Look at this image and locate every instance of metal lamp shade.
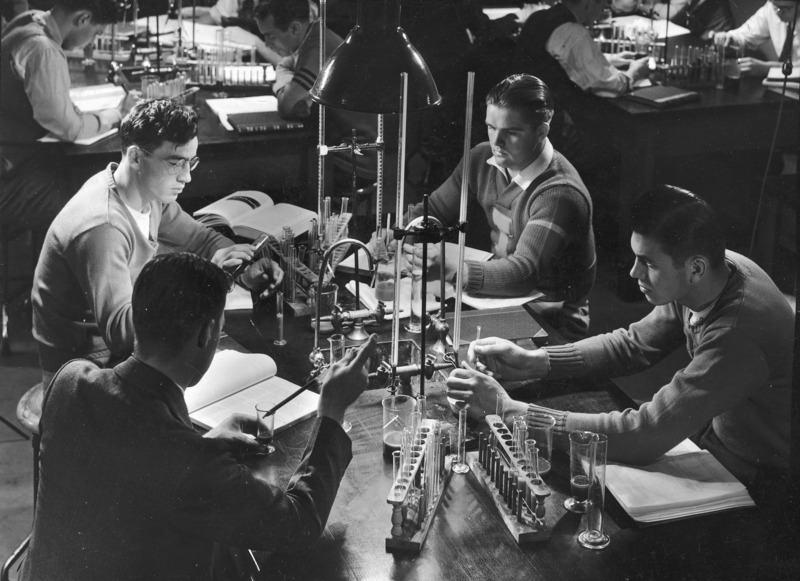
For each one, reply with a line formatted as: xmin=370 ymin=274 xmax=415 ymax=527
xmin=310 ymin=1 xmax=441 ymax=113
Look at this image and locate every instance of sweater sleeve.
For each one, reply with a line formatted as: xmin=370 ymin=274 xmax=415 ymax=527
xmin=67 ymin=225 xmax=137 ymax=357
xmin=543 ymin=327 xmax=772 ymax=465
xmin=464 ymin=185 xmax=585 ymax=296
xmin=171 ymin=417 xmax=352 ymax=550
xmin=543 ymin=302 xmax=686 ymax=380
xmin=156 ymin=202 xmax=232 ymax=260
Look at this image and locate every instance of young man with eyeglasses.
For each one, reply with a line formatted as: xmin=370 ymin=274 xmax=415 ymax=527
xmin=32 ymin=99 xmax=283 ymax=386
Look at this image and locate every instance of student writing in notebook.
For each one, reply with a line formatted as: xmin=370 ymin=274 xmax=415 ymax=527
xmin=32 ymin=99 xmax=283 ymax=387
xmin=0 ymin=0 xmax=138 ymax=230
xmin=401 ymin=75 xmax=597 ymax=341
xmin=448 ymin=186 xmax=792 ymax=498
xmin=22 ymin=252 xmax=378 ymax=580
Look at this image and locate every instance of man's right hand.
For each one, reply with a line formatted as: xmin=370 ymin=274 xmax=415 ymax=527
xmin=712 ymin=31 xmax=733 ymax=48
xmin=627 ymin=56 xmax=653 ymax=84
xmin=467 ymin=337 xmax=548 ymax=381
xmin=119 ymin=90 xmax=141 ymax=118
xmin=318 ymin=334 xmax=378 ymax=426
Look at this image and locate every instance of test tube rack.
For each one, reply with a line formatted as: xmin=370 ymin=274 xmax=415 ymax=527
xmin=661 ymin=45 xmax=723 ymax=88
xmin=385 ymin=419 xmax=453 ymax=554
xmin=468 ymin=414 xmax=561 ymax=544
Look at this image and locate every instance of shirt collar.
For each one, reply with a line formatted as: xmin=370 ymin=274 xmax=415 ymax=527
xmin=486 ymin=138 xmax=554 ymax=191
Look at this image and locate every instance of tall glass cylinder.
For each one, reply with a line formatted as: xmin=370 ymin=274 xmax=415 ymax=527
xmin=578 ymin=433 xmax=610 ymax=549
xmin=452 ymin=407 xmax=469 ymax=474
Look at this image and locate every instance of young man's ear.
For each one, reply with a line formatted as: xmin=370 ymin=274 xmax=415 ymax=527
xmin=125 ymin=145 xmax=142 ymax=169
xmin=688 ymin=256 xmax=708 ymax=284
xmin=196 ymin=318 xmax=217 ymax=349
xmin=74 ymin=10 xmax=94 ymax=28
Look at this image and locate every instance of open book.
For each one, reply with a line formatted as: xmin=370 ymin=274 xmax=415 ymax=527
xmin=186 ymin=350 xmax=318 ymax=432
xmin=346 ymin=279 xmax=442 ymax=320
xmin=39 ymin=84 xmax=125 ymax=145
xmin=605 ymin=439 xmax=755 ymax=524
xmin=193 ymin=190 xmax=317 ymax=240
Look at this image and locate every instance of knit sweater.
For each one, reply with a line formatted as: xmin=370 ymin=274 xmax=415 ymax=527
xmin=32 ymin=164 xmax=232 ymax=371
xmin=411 ymin=141 xmax=595 ymax=302
xmin=530 ymin=251 xmax=793 ymax=484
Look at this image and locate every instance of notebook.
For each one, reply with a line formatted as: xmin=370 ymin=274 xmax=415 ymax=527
xmin=626 ymin=85 xmax=701 ymax=108
xmin=228 ymin=111 xmax=305 ymax=134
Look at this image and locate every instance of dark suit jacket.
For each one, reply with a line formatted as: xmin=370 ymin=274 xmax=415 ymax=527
xmin=22 ymin=357 xmax=352 ymax=580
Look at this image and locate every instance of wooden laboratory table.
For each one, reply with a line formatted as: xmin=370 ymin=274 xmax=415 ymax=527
xmin=222 ymin=295 xmax=798 ymax=581
xmin=582 ymin=77 xmax=798 ymax=298
xmin=64 ymin=69 xmax=317 ymax=208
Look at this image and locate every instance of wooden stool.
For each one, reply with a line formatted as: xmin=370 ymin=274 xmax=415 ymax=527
xmin=1 ymin=383 xmax=43 ymax=581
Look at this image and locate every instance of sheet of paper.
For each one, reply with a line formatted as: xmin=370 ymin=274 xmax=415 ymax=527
xmin=185 ymin=350 xmax=277 ymax=413
xmin=181 ymin=22 xmax=258 ymax=49
xmin=69 ymin=84 xmax=126 ymax=113
xmin=225 ymin=284 xmax=253 ymax=311
xmin=190 ymin=375 xmax=318 ymax=433
xmin=611 ymin=15 xmax=690 ymax=39
xmin=205 ymin=95 xmax=279 ymax=131
xmin=340 ymin=243 xmax=493 ymax=274
xmin=39 ymin=128 xmax=118 ymax=146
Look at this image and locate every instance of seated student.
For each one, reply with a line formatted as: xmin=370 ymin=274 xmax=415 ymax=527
xmin=0 ymin=0 xmax=138 ymax=228
xmin=403 ymin=74 xmax=597 ymax=341
xmin=513 ymin=0 xmax=651 ymax=171
xmin=713 ymin=0 xmax=799 ymax=78
xmin=181 ymin=0 xmax=285 ymax=65
xmin=32 ymin=99 xmax=283 ymax=386
xmin=615 ymin=1 xmax=735 ymax=38
xmin=447 ymin=185 xmax=793 ymax=491
xmin=22 ymin=252 xmax=378 ymax=580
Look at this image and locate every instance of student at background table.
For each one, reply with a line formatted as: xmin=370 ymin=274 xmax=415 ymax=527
xmin=513 ymin=0 xmax=652 ymax=174
xmin=712 ymin=0 xmax=800 ymax=78
xmin=22 ymin=252 xmax=378 ymax=580
xmin=402 ymin=74 xmax=597 ymax=341
xmin=616 ymin=0 xmax=735 ymax=37
xmin=448 ymin=185 xmax=792 ymax=495
xmin=0 ymin=0 xmax=138 ymax=229
xmin=32 ymin=99 xmax=283 ymax=387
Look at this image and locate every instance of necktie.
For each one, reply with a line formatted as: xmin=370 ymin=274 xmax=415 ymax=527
xmin=779 ymin=23 xmax=793 ymax=63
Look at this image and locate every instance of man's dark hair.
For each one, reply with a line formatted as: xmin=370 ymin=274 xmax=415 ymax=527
xmin=630 ymin=185 xmax=726 ymax=268
xmin=486 ymin=74 xmax=554 ymax=129
xmin=254 ymin=0 xmax=309 ymax=30
xmin=132 ymin=253 xmax=228 ymax=354
xmin=119 ymin=99 xmax=198 ymax=151
xmin=56 ymin=0 xmax=120 ymax=24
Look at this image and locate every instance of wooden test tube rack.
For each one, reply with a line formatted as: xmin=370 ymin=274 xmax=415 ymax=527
xmin=385 ymin=419 xmax=453 ymax=554
xmin=469 ymin=414 xmax=557 ymax=544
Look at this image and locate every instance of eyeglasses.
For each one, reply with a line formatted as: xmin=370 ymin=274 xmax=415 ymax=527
xmin=139 ymin=147 xmax=200 ymax=175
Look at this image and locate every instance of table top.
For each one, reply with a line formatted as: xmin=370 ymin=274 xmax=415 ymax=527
xmin=222 ymin=298 xmax=799 ymax=580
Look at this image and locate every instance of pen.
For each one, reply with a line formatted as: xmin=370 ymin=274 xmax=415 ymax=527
xmin=263 ymin=376 xmax=318 ymax=417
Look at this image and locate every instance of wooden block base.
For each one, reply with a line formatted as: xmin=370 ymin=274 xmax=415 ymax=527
xmin=468 ymin=453 xmax=553 ymax=544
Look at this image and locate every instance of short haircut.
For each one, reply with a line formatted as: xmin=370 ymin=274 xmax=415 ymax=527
xmin=56 ymin=0 xmax=120 ymax=24
xmin=485 ymin=74 xmax=554 ymax=129
xmin=132 ymin=253 xmax=228 ymax=354
xmin=119 ymin=99 xmax=198 ymax=152
xmin=630 ymin=185 xmax=726 ymax=268
xmin=254 ymin=0 xmax=310 ymax=30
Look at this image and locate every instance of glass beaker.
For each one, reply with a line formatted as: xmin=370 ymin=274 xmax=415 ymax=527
xmin=309 ymin=282 xmax=338 ymax=333
xmin=382 ymin=394 xmax=415 ymax=460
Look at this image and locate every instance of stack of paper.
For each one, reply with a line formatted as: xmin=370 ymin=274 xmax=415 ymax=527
xmin=206 ymin=95 xmax=279 ymax=131
xmin=605 ymin=439 xmax=755 ymax=524
xmin=346 ymin=279 xmax=441 ymax=320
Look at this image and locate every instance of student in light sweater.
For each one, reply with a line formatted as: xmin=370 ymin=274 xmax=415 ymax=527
xmin=404 ymin=74 xmax=596 ymax=340
xmin=32 ymin=99 xmax=283 ymax=387
xmin=447 ymin=185 xmax=793 ymax=492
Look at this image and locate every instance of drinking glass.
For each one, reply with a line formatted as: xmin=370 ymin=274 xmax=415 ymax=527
xmin=564 ymin=431 xmax=596 ymax=513
xmin=328 ymin=334 xmax=351 ymax=432
xmin=578 ymin=433 xmax=610 ymax=550
xmin=254 ymin=403 xmax=276 ymax=456
xmin=526 ymin=412 xmax=556 ymax=476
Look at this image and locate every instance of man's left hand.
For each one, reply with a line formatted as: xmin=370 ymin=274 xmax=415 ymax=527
xmin=241 ymin=257 xmax=284 ymax=299
xmin=403 ymin=242 xmax=462 ymax=285
xmin=446 ymin=364 xmax=512 ymax=422
xmin=203 ymin=413 xmax=261 ymax=451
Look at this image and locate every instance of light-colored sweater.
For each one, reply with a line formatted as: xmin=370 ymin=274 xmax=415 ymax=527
xmin=531 ymin=251 xmax=793 ymax=484
xmin=32 ymin=164 xmax=232 ymax=371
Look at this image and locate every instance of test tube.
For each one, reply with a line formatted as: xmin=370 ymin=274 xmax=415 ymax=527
xmin=452 ymin=408 xmax=469 ymax=474
xmin=416 ymin=394 xmax=427 ymax=419
xmin=392 ymin=450 xmax=402 ymax=482
xmin=273 ymin=292 xmax=287 ymax=346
